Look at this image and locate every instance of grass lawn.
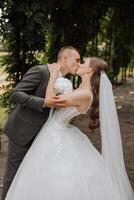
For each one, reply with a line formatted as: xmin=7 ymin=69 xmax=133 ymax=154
xmin=0 ymin=106 xmax=8 ymax=134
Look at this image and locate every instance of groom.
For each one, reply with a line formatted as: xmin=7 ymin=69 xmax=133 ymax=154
xmin=1 ymin=46 xmax=80 ymax=200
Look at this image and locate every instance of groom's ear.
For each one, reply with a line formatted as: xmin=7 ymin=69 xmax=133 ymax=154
xmin=63 ymin=55 xmax=68 ymax=63
xmin=64 ymin=55 xmax=67 ymax=60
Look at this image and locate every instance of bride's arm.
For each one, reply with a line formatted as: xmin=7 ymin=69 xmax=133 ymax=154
xmin=54 ymin=90 xmax=92 ymax=113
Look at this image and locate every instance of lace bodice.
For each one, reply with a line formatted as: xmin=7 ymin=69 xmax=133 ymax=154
xmin=47 ymin=89 xmax=93 ymax=128
xmin=47 ymin=77 xmax=93 ymax=128
xmin=48 ymin=107 xmax=80 ymax=127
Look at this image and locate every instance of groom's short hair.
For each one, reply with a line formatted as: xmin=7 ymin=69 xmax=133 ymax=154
xmin=58 ymin=46 xmax=79 ymax=60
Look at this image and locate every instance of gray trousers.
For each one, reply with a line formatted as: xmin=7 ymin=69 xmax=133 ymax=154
xmin=1 ymin=139 xmax=33 ymax=200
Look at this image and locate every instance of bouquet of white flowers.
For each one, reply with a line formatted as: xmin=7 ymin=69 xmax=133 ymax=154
xmin=54 ymin=77 xmax=73 ymax=95
xmin=49 ymin=77 xmax=73 ymax=118
xmin=48 ymin=77 xmax=73 ymax=119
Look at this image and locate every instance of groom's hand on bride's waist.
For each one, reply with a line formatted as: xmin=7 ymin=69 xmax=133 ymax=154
xmin=44 ymin=96 xmax=66 ymax=108
xmin=44 ymin=96 xmax=56 ymax=108
xmin=52 ymin=96 xmax=69 ymax=108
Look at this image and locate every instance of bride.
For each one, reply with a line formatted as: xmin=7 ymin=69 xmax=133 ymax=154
xmin=5 ymin=57 xmax=134 ymax=200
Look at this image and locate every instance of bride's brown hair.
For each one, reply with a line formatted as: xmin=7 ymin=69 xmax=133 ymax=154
xmin=86 ymin=57 xmax=108 ymax=130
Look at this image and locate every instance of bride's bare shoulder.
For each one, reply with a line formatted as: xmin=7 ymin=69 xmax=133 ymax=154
xmin=72 ymin=89 xmax=93 ymax=114
xmin=73 ymin=89 xmax=93 ymax=98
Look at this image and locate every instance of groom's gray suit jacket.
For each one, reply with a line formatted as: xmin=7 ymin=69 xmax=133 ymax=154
xmin=3 ymin=64 xmax=50 ymax=146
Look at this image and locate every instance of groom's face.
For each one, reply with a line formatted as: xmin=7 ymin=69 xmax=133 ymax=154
xmin=66 ymin=50 xmax=80 ymax=75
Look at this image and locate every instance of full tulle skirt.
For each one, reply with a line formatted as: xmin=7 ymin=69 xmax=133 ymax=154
xmin=5 ymin=120 xmax=133 ymax=200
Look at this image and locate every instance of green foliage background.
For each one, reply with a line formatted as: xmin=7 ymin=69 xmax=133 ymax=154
xmin=0 ymin=0 xmax=134 ymax=110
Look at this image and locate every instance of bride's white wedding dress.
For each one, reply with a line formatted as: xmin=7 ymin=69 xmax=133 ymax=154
xmin=5 ymin=104 xmax=134 ymax=200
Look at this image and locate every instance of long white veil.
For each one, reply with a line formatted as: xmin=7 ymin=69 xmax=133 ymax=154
xmin=99 ymin=71 xmax=134 ymax=199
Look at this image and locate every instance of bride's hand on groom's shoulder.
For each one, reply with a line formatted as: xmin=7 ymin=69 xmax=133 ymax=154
xmin=48 ymin=63 xmax=60 ymax=77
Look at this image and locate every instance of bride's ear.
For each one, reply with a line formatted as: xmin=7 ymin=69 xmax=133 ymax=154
xmin=87 ymin=68 xmax=93 ymax=74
